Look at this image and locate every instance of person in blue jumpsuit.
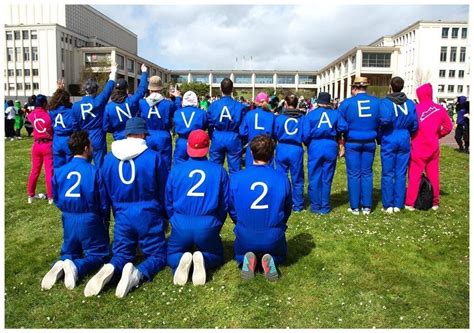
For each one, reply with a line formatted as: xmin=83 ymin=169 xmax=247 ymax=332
xmin=240 ymin=91 xmax=275 ymax=168
xmin=103 ymin=64 xmax=148 ymax=141
xmin=274 ymin=94 xmax=305 ymax=211
xmin=49 ymin=85 xmax=76 ymax=168
xmin=72 ymin=63 xmax=117 ymax=167
xmin=338 ymin=76 xmax=381 ymax=215
xmin=208 ymin=78 xmax=246 ymax=174
xmin=173 ymin=91 xmax=208 ymax=165
xmin=139 ymin=75 xmax=182 ymax=171
xmin=165 ymin=129 xmax=229 ymax=286
xmin=302 ymin=92 xmax=348 ymax=214
xmin=41 ymin=130 xmax=110 ymax=290
xmin=229 ymin=135 xmax=292 ymax=281
xmin=379 ymin=76 xmax=418 ymax=213
xmin=84 ymin=117 xmax=168 ymax=298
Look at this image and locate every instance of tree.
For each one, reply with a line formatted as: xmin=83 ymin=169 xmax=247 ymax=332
xmin=177 ymin=82 xmax=210 ymax=97
xmin=414 ymin=67 xmax=431 ymax=87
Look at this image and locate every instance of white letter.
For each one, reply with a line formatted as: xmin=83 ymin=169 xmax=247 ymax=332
xmin=118 ymin=160 xmax=135 ymax=185
xmin=357 ymin=100 xmax=372 ymax=118
xmin=393 ymin=102 xmax=408 ymax=117
xmin=284 ymin=118 xmax=298 ymax=135
xmin=148 ymin=106 xmax=162 ymax=119
xmin=181 ymin=111 xmax=196 ymax=128
xmin=33 ymin=118 xmax=46 ymax=133
xmin=54 ymin=113 xmax=65 ymax=129
xmin=254 ymin=113 xmax=264 ymax=130
xmin=80 ymin=103 xmax=95 ymax=120
xmin=219 ymin=106 xmax=232 ymax=122
xmin=115 ymin=104 xmax=132 ymax=123
xmin=317 ymin=112 xmax=332 ymax=128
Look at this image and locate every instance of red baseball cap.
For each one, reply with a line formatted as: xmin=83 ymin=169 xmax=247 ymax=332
xmin=187 ymin=129 xmax=210 ymax=158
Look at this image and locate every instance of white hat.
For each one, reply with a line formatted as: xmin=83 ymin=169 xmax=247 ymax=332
xmin=183 ymin=91 xmax=198 ymax=107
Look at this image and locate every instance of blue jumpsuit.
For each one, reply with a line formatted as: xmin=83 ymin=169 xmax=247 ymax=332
xmin=52 ymin=157 xmax=110 ymax=279
xmin=239 ymin=107 xmax=275 ymax=167
xmin=379 ymin=97 xmax=418 ymax=209
xmin=229 ymin=165 xmax=292 ymax=265
xmin=208 ymin=96 xmax=246 ymax=174
xmin=302 ymin=107 xmax=348 ymax=214
xmin=338 ymin=93 xmax=381 ymax=210
xmin=72 ymin=80 xmax=115 ymax=167
xmin=173 ymin=106 xmax=208 ymax=165
xmin=139 ymin=97 xmax=182 ymax=171
xmin=101 ymin=141 xmax=168 ymax=281
xmin=165 ymin=157 xmax=229 ymax=271
xmin=103 ymin=72 xmax=148 ymax=141
xmin=50 ymin=105 xmax=76 ymax=168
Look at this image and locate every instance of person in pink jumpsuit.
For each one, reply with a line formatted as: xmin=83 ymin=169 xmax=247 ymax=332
xmin=27 ymin=94 xmax=54 ymax=204
xmin=405 ymin=83 xmax=453 ymax=211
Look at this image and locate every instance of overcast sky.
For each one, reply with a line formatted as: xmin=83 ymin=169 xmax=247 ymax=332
xmin=93 ymin=5 xmax=468 ymax=71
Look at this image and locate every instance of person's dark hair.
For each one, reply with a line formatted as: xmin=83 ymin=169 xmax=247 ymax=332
xmin=7 ymin=100 xmax=14 ymax=107
xmin=68 ymin=130 xmax=90 ymax=156
xmin=390 ymin=76 xmax=404 ymax=93
xmin=35 ymin=94 xmax=48 ymax=107
xmin=82 ymin=78 xmax=99 ymax=96
xmin=285 ymin=94 xmax=298 ymax=108
xmin=27 ymin=95 xmax=36 ymax=107
xmin=250 ymin=135 xmax=275 ymax=163
xmin=48 ymin=88 xmax=72 ymax=110
xmin=111 ymin=87 xmax=128 ymax=103
xmin=220 ymin=78 xmax=233 ymax=95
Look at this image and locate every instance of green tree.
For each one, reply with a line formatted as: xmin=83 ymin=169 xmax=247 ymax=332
xmin=177 ymin=82 xmax=210 ymax=97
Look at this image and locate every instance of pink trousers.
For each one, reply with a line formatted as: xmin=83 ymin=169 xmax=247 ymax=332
xmin=27 ymin=141 xmax=53 ymax=199
xmin=405 ymin=149 xmax=440 ymax=207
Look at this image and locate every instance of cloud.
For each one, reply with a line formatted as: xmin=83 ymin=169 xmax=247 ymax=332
xmin=93 ymin=4 xmax=468 ymax=71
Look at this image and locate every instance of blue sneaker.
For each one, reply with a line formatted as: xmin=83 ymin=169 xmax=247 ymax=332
xmin=241 ymin=252 xmax=256 ymax=280
xmin=262 ymin=254 xmax=278 ymax=281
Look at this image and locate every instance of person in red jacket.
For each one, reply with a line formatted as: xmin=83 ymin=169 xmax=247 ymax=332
xmin=405 ymin=83 xmax=453 ymax=211
xmin=27 ymin=94 xmax=54 ymax=204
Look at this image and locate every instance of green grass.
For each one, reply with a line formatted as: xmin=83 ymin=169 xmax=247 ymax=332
xmin=4 ymin=133 xmax=469 ymax=328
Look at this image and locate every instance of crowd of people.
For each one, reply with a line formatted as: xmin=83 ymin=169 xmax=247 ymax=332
xmin=6 ymin=62 xmax=459 ymax=297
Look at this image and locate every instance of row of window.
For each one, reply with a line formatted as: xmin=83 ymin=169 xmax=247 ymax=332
xmin=438 ymin=84 xmax=465 ymax=94
xmin=188 ymin=74 xmax=317 ymax=85
xmin=6 ymin=47 xmax=39 ymax=62
xmin=439 ymin=69 xmax=465 ymax=79
xmin=441 ymin=27 xmax=468 ymax=39
xmin=362 ymin=53 xmax=391 ymax=68
xmin=5 ymin=68 xmax=39 ymax=77
xmin=5 ymin=82 xmax=39 ymax=91
xmin=5 ymin=30 xmax=38 ymax=40
xmin=440 ymin=47 xmax=466 ymax=62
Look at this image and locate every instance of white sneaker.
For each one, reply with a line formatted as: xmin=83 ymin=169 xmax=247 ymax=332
xmin=48 ymin=199 xmax=54 ymax=205
xmin=347 ymin=208 xmax=359 ymax=215
xmin=41 ymin=261 xmax=64 ymax=290
xmin=63 ymin=259 xmax=78 ymax=290
xmin=362 ymin=208 xmax=371 ymax=215
xmin=382 ymin=207 xmax=393 ymax=214
xmin=28 ymin=196 xmax=34 ymax=204
xmin=173 ymin=252 xmax=193 ymax=286
xmin=192 ymin=251 xmax=206 ymax=286
xmin=84 ymin=263 xmax=115 ymax=297
xmin=393 ymin=207 xmax=401 ymax=213
xmin=115 ymin=263 xmax=143 ymax=298
xmin=432 ymin=205 xmax=439 ymax=211
xmin=405 ymin=206 xmax=415 ymax=211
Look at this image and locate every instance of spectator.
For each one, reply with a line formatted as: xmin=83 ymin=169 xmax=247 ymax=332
xmin=4 ymin=100 xmax=16 ymax=140
xmin=23 ymin=103 xmax=33 ymax=137
xmin=454 ymin=96 xmax=468 ymax=152
xmin=14 ymin=100 xmax=23 ymax=139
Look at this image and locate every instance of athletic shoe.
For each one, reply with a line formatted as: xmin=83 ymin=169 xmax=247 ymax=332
xmin=347 ymin=208 xmax=360 ymax=215
xmin=382 ymin=207 xmax=393 ymax=214
xmin=41 ymin=260 xmax=64 ymax=290
xmin=362 ymin=208 xmax=371 ymax=215
xmin=115 ymin=263 xmax=143 ymax=298
xmin=241 ymin=252 xmax=257 ymax=280
xmin=173 ymin=252 xmax=193 ymax=286
xmin=432 ymin=205 xmax=439 ymax=211
xmin=63 ymin=259 xmax=78 ymax=290
xmin=48 ymin=199 xmax=54 ymax=205
xmin=393 ymin=207 xmax=401 ymax=213
xmin=192 ymin=251 xmax=206 ymax=286
xmin=405 ymin=206 xmax=415 ymax=211
xmin=35 ymin=193 xmax=46 ymax=200
xmin=262 ymin=254 xmax=278 ymax=281
xmin=84 ymin=263 xmax=115 ymax=297
xmin=27 ymin=196 xmax=34 ymax=204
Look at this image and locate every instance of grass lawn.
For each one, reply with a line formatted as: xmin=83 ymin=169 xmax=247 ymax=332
xmin=4 ymin=133 xmax=469 ymax=328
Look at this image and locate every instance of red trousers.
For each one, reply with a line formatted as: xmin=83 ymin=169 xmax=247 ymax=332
xmin=405 ymin=149 xmax=440 ymax=207
xmin=27 ymin=141 xmax=53 ymax=199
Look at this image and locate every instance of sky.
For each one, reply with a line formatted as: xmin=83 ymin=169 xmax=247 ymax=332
xmin=93 ymin=4 xmax=468 ymax=71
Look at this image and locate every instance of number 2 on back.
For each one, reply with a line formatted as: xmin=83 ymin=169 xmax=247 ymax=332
xmin=187 ymin=169 xmax=206 ymax=197
xmin=250 ymin=182 xmax=268 ymax=209
xmin=65 ymin=171 xmax=81 ymax=198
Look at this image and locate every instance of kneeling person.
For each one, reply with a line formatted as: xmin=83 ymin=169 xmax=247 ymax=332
xmin=41 ymin=130 xmax=110 ymax=290
xmin=166 ymin=129 xmax=229 ymax=285
xmin=84 ymin=117 xmax=168 ymax=298
xmin=229 ymin=135 xmax=292 ymax=280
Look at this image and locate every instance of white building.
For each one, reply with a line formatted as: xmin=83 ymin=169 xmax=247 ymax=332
xmin=316 ymin=21 xmax=470 ymax=102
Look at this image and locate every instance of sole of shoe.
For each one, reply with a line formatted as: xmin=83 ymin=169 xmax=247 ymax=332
xmin=262 ymin=254 xmax=278 ymax=281
xmin=192 ymin=251 xmax=206 ymax=286
xmin=63 ymin=260 xmax=77 ymax=290
xmin=173 ymin=252 xmax=193 ymax=286
xmin=393 ymin=208 xmax=401 ymax=213
xmin=84 ymin=264 xmax=114 ymax=297
xmin=115 ymin=263 xmax=135 ymax=298
xmin=41 ymin=261 xmax=64 ymax=290
xmin=241 ymin=252 xmax=256 ymax=280
xmin=405 ymin=206 xmax=415 ymax=211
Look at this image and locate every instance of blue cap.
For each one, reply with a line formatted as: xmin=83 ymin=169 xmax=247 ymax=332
xmin=124 ymin=117 xmax=148 ymax=136
xmin=35 ymin=94 xmax=48 ymax=107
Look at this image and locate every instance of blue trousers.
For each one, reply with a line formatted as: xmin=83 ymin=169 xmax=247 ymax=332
xmin=173 ymin=137 xmax=189 ymax=166
xmin=147 ymin=131 xmax=172 ymax=171
xmin=60 ymin=212 xmax=109 ymax=279
xmin=275 ymin=143 xmax=304 ymax=211
xmin=209 ymin=131 xmax=242 ymax=175
xmin=234 ymin=228 xmax=287 ymax=265
xmin=53 ymin=135 xmax=73 ymax=169
xmin=110 ymin=203 xmax=167 ymax=281
xmin=307 ymin=139 xmax=337 ymax=214
xmin=167 ymin=224 xmax=224 ymax=272
xmin=345 ymin=141 xmax=376 ymax=210
xmin=89 ymin=130 xmax=107 ymax=168
xmin=380 ymin=131 xmax=411 ymax=209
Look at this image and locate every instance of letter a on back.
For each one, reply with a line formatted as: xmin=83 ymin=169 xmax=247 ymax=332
xmin=219 ymin=106 xmax=232 ymax=122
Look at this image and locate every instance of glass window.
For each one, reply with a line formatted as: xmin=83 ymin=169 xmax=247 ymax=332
xmin=176 ymin=75 xmax=188 ymax=83
xmin=441 ymin=27 xmax=449 ymax=38
xmin=85 ymin=53 xmax=110 ymax=67
xmin=438 ymin=85 xmax=445 ymax=93
xmin=462 ymin=28 xmax=467 ymax=39
xmin=448 ymin=85 xmax=454 ymax=93
xmin=22 ymin=31 xmax=29 ymax=39
xmin=459 ymin=70 xmax=464 ymax=78
xmin=8 ymin=69 xmax=14 ymax=76
xmin=17 ymin=83 xmax=23 ymax=90
xmin=32 ymin=47 xmax=38 ymax=61
xmin=31 ymin=30 xmax=37 ymax=39
xmin=23 ymin=47 xmax=30 ymax=61
xmin=61 ymin=49 xmax=64 ymax=62
xmin=33 ymin=82 xmax=39 ymax=89
xmin=234 ymin=75 xmax=252 ymax=84
xmin=15 ymin=47 xmax=21 ymax=61
xmin=299 ymin=75 xmax=317 ymax=85
xmin=15 ymin=69 xmax=22 ymax=76
xmin=7 ymin=48 xmax=13 ymax=61
xmin=25 ymin=83 xmax=31 ymax=90
xmin=450 ymin=47 xmax=457 ymax=62
xmin=255 ymin=75 xmax=273 ymax=84
xmin=277 ymin=75 xmax=295 ymax=84
xmin=14 ymin=31 xmax=20 ymax=40
xmin=362 ymin=53 xmax=391 ymax=67
xmin=439 ymin=70 xmax=446 ymax=78
xmin=452 ymin=28 xmax=459 ymax=38
xmin=127 ymin=59 xmax=134 ymax=73
xmin=6 ymin=31 xmax=12 ymax=40
xmin=449 ymin=70 xmax=456 ymax=78
xmin=191 ymin=74 xmax=208 ymax=83
xmin=212 ymin=75 xmax=228 ymax=84
xmin=460 ymin=47 xmax=466 ymax=62
xmin=458 ymin=85 xmax=463 ymax=93
xmin=116 ymin=55 xmax=124 ymax=70
xmin=440 ymin=47 xmax=447 ymax=62
xmin=33 ymin=69 xmax=38 ymax=76
xmin=24 ymin=69 xmax=30 ymax=76
xmin=9 ymin=83 xmax=15 ymax=90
